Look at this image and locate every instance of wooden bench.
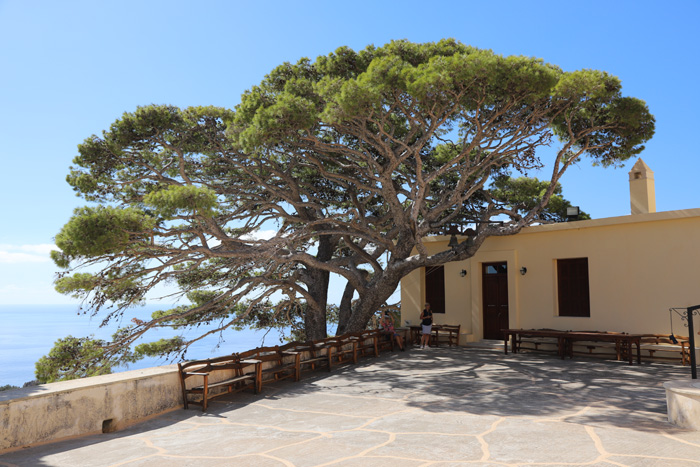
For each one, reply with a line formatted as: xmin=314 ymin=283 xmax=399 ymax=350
xmin=434 ymin=324 xmax=461 ymax=346
xmin=566 ymin=330 xmax=626 ymax=359
xmin=410 ymin=324 xmax=460 ymax=347
xmin=504 ymin=329 xmax=642 ymax=365
xmin=280 ymin=341 xmax=333 ymax=374
xmin=509 ymin=329 xmax=561 ymax=354
xmin=348 ymin=330 xmax=379 ymax=358
xmin=238 ymin=345 xmax=300 ymax=390
xmin=517 ymin=336 xmax=559 ymax=353
xmin=178 ymin=355 xmax=260 ymax=411
xmin=559 ymin=331 xmax=641 ymax=364
xmin=566 ymin=332 xmax=691 ymax=365
xmin=376 ymin=328 xmax=396 ymax=352
xmin=324 ymin=335 xmax=358 ymax=367
xmin=639 ymin=334 xmax=690 ymax=364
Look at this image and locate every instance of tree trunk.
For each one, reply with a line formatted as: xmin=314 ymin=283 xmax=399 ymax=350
xmin=301 ymin=234 xmax=337 ymax=340
xmin=344 ymin=271 xmax=404 ymax=333
xmin=336 ymin=281 xmax=356 ymax=335
xmin=299 ymin=264 xmax=329 ymax=340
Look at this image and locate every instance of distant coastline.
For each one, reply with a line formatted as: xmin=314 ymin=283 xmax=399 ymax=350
xmin=0 ymin=304 xmax=285 ymax=388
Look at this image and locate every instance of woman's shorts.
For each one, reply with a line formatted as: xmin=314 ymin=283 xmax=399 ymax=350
xmin=422 ymin=325 xmax=432 ymax=335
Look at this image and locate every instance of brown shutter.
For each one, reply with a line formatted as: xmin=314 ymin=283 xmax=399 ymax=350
xmin=557 ymin=258 xmax=590 ymax=317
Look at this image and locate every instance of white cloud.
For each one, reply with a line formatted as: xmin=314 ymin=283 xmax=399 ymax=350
xmin=19 ymin=244 xmax=57 ymax=255
xmin=0 ymin=244 xmax=56 ymax=264
xmin=0 ymin=251 xmax=50 ymax=263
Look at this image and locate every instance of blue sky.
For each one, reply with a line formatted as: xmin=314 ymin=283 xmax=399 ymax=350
xmin=0 ymin=0 xmax=698 ymax=304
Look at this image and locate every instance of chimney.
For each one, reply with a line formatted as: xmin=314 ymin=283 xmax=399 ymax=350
xmin=628 ymin=158 xmax=656 ymax=215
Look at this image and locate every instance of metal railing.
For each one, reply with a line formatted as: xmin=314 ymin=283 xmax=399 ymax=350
xmin=671 ymin=305 xmax=700 ymax=379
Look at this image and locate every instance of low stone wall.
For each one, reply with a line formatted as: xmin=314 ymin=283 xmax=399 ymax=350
xmin=665 ymin=379 xmax=700 ymax=430
xmin=0 ymin=365 xmax=181 ymax=453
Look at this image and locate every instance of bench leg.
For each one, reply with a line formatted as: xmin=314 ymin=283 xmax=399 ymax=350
xmin=255 ymin=364 xmax=262 ymax=394
xmin=202 ymin=375 xmax=209 ymax=412
xmin=629 ymin=342 xmax=634 ymax=365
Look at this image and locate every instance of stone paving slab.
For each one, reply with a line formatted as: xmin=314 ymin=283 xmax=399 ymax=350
xmin=2 ymin=347 xmax=700 ymax=466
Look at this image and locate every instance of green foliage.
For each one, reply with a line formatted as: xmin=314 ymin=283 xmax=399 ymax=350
xmin=52 ymin=206 xmax=155 ymax=266
xmin=149 ymin=303 xmax=231 ymax=329
xmin=0 ymin=384 xmax=20 ymax=391
xmin=490 ymin=176 xmax=590 ymax=222
xmin=53 ymin=272 xmax=98 ymax=296
xmin=54 ymin=271 xmax=144 ymax=301
xmin=134 ymin=337 xmax=186 ymax=358
xmin=34 ymin=335 xmax=139 ymax=383
xmin=234 ymin=39 xmax=653 ymax=167
xmin=67 ymin=104 xmax=233 ymax=203
xmin=143 ymin=184 xmax=218 ymax=218
xmin=552 ymin=70 xmax=655 ymax=166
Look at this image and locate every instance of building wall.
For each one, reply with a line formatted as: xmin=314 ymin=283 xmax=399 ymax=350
xmin=400 ymin=208 xmax=700 ymax=342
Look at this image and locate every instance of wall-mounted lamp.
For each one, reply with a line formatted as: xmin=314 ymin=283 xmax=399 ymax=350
xmin=566 ymin=206 xmax=580 ymax=222
xmin=520 ymin=267 xmax=527 ymax=276
xmin=460 ymin=269 xmax=467 ymax=277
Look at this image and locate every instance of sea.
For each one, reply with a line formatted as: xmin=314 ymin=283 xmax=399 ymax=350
xmin=0 ymin=304 xmax=297 ymax=388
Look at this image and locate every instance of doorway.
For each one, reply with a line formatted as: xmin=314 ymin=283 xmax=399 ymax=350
xmin=425 ymin=265 xmax=445 ymax=314
xmin=482 ymin=262 xmax=509 ymax=340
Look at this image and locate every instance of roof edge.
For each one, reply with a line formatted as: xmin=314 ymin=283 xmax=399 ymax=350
xmin=420 ymin=208 xmax=700 ymax=243
xmin=522 ymin=208 xmax=700 ymax=234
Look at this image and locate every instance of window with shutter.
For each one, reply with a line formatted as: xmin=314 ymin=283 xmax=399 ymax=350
xmin=557 ymin=258 xmax=590 ymax=317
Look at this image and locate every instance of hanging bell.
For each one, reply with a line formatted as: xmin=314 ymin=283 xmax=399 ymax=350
xmin=448 ymin=234 xmax=459 ymax=249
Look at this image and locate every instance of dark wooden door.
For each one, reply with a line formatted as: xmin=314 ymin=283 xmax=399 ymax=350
xmin=425 ymin=266 xmax=445 ymax=314
xmin=482 ymin=262 xmax=509 ymax=340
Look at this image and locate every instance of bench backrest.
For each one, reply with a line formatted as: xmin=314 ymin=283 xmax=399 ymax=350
xmin=640 ymin=334 xmax=689 ymax=345
xmin=239 ymin=346 xmax=284 ymax=364
xmin=347 ymin=330 xmax=377 ymax=342
xmin=178 ymin=355 xmax=240 ymax=374
xmin=278 ymin=341 xmax=307 ymax=352
xmin=576 ymin=330 xmax=626 ymax=335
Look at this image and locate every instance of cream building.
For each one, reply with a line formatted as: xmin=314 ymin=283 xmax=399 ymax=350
xmin=400 ymin=159 xmax=700 ymax=344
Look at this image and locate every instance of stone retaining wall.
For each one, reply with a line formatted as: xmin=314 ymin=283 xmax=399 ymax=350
xmin=0 ymin=365 xmax=181 ymax=453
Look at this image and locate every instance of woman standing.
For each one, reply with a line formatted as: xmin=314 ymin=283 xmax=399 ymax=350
xmin=419 ymin=303 xmax=433 ymax=349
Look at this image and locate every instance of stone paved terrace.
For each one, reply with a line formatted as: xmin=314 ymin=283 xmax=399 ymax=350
xmin=2 ymin=347 xmax=699 ymax=466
